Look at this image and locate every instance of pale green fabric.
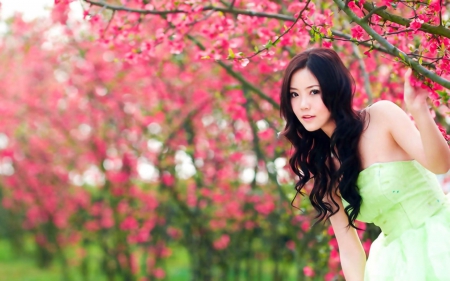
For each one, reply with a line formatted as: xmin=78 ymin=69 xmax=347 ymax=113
xmin=342 ymin=160 xmax=450 ymax=280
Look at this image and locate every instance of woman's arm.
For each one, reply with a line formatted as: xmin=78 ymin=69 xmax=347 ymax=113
xmin=327 ymin=193 xmax=366 ymax=281
xmin=367 ymin=69 xmax=450 ymax=174
xmin=403 ymin=69 xmax=450 ymax=173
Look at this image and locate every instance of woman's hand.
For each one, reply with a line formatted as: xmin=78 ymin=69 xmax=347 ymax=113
xmin=402 ymin=68 xmax=450 ymax=173
xmin=403 ymin=68 xmax=429 ymax=114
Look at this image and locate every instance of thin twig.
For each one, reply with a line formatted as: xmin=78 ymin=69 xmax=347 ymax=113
xmin=362 ymin=1 xmax=450 ymax=39
xmin=187 ymin=35 xmax=279 ymax=109
xmin=245 ymin=0 xmax=312 ymax=60
xmin=84 ymin=0 xmax=450 ymax=39
xmin=84 ymin=0 xmax=295 ymax=20
xmin=335 ymin=0 xmax=450 ymax=89
xmin=353 ymin=40 xmax=373 ymax=103
xmin=103 ymin=10 xmax=116 ymax=36
xmin=361 ymin=5 xmax=387 ymax=22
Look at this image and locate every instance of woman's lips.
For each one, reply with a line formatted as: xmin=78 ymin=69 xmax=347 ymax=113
xmin=302 ymin=115 xmax=315 ymax=121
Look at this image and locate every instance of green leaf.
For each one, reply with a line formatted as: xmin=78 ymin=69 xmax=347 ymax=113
xmin=398 ymin=52 xmax=405 ymax=61
xmin=418 ymin=56 xmax=423 ymax=65
xmin=327 ymin=28 xmax=332 ymax=37
xmin=228 ymin=48 xmax=235 ymax=59
xmin=254 ymin=45 xmax=259 ymax=52
xmin=314 ymin=32 xmax=320 ymax=43
xmin=437 ymin=90 xmax=449 ymax=99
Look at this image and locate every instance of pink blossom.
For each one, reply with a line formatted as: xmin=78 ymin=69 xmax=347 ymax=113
xmin=328 ymin=249 xmax=340 ymax=269
xmin=286 ymin=240 xmax=296 ymax=251
xmin=438 ymin=124 xmax=450 ymax=141
xmin=327 ymin=225 xmax=334 ymax=235
xmin=52 ymin=0 xmax=70 ymax=24
xmin=325 ymin=273 xmax=337 ymax=281
xmin=351 ymin=25 xmax=365 ymax=40
xmin=210 ymin=219 xmax=227 ymax=230
xmin=161 ymin=173 xmax=174 ymax=186
xmin=153 ymin=268 xmax=165 ymax=279
xmin=329 ymin=237 xmax=338 ymax=249
xmin=85 ymin=221 xmax=100 ymax=232
xmin=429 ymin=0 xmax=442 ymax=12
xmin=129 ymin=230 xmax=149 ymax=244
xmin=239 ymin=58 xmax=249 ymax=68
xmin=158 ymin=243 xmax=172 ymax=258
xmin=410 ymin=19 xmax=424 ymax=31
xmin=347 ymin=1 xmax=363 ymax=16
xmin=303 ymin=266 xmax=315 ymax=277
xmin=213 ymin=234 xmax=230 ymax=250
xmin=356 ymin=222 xmax=366 ymax=238
xmin=167 ymin=227 xmax=182 ymax=240
xmin=245 ymin=221 xmax=256 ymax=229
xmin=301 ymin=220 xmax=310 ymax=231
xmin=258 ymin=128 xmax=274 ymax=141
xmin=362 ymin=239 xmax=372 ymax=254
xmin=322 ymin=41 xmax=332 ymax=48
xmin=120 ymin=216 xmax=139 ymax=231
xmin=255 ymin=200 xmax=275 ymax=216
xmin=53 ymin=212 xmax=68 ymax=228
xmin=100 ymin=214 xmax=114 ymax=229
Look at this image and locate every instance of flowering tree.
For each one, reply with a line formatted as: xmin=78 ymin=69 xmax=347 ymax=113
xmin=64 ymin=0 xmax=450 ymax=134
xmin=71 ymin=0 xmax=450 ymax=89
xmin=0 ymin=0 xmax=448 ymax=280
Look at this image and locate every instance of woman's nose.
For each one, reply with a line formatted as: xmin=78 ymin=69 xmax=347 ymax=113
xmin=300 ymin=97 xmax=310 ymax=110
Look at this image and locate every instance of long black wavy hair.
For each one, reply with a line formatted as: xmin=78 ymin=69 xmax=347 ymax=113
xmin=279 ymin=48 xmax=366 ymax=229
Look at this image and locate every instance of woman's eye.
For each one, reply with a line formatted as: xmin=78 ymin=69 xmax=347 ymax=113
xmin=311 ymin=89 xmax=320 ymax=95
xmin=290 ymin=92 xmax=298 ymax=98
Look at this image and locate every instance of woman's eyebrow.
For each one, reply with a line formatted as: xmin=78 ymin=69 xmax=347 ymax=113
xmin=290 ymin=85 xmax=319 ymax=90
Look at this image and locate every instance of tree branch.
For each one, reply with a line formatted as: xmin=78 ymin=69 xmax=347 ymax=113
xmin=327 ymin=30 xmax=391 ymax=55
xmin=246 ymin=0 xmax=312 ymax=59
xmin=242 ymin=86 xmax=289 ymax=204
xmin=84 ymin=0 xmax=442 ymax=72
xmin=187 ymin=35 xmax=280 ymax=109
xmin=335 ymin=0 xmax=450 ymax=89
xmin=84 ymin=0 xmax=296 ymax=21
xmin=362 ymin=1 xmax=450 ymax=39
xmin=361 ymin=5 xmax=387 ymax=22
xmin=352 ymin=42 xmax=373 ymax=103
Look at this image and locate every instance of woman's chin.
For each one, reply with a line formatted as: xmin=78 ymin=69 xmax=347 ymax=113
xmin=302 ymin=125 xmax=320 ymax=132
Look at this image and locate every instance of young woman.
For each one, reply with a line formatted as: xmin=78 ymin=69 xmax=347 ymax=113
xmin=280 ymin=48 xmax=450 ymax=280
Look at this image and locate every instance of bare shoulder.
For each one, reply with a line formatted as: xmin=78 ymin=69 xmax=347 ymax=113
xmin=366 ymin=100 xmax=403 ymax=116
xmin=357 ymin=100 xmax=417 ymax=167
xmin=364 ymin=100 xmax=406 ymax=128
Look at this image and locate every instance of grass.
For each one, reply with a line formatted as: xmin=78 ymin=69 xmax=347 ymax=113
xmin=0 ymin=238 xmax=330 ymax=281
xmin=0 ymin=239 xmax=193 ymax=281
xmin=0 ymin=239 xmax=62 ymax=281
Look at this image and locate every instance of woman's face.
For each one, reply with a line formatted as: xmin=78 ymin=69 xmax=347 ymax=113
xmin=289 ymin=68 xmax=335 ymax=137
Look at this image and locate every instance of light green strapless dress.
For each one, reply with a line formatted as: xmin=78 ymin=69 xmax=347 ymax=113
xmin=343 ymin=160 xmax=450 ymax=280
